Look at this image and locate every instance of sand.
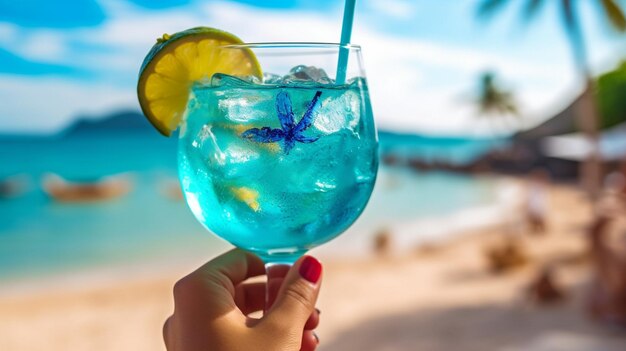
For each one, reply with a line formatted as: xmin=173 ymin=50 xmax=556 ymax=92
xmin=1 ymin=180 xmax=625 ymax=351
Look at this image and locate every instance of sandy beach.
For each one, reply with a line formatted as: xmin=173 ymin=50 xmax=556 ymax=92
xmin=1 ymin=180 xmax=625 ymax=351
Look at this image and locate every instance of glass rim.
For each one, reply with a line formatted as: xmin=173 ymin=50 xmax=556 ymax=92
xmin=219 ymin=42 xmax=362 ymax=50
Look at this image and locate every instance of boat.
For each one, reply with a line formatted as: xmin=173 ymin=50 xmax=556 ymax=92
xmin=42 ymin=173 xmax=132 ymax=202
xmin=0 ymin=174 xmax=30 ymax=199
xmin=159 ymin=179 xmax=184 ymax=201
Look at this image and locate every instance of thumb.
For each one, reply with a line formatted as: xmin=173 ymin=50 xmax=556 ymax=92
xmin=261 ymin=256 xmax=323 ymax=332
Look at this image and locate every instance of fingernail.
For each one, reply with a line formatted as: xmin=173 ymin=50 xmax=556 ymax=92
xmin=313 ymin=332 xmax=320 ymax=344
xmin=299 ymin=256 xmax=322 ymax=284
xmin=315 ymin=308 xmax=321 ymax=315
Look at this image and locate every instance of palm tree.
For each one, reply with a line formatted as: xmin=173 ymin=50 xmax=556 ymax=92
xmin=477 ymin=0 xmax=626 ymax=198
xmin=476 ymin=71 xmax=519 ymax=134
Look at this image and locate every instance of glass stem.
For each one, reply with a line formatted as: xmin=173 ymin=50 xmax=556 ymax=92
xmin=264 ymin=262 xmax=291 ymax=314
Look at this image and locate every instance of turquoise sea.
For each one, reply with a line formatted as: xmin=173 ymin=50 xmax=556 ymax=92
xmin=0 ymin=123 xmax=500 ymax=283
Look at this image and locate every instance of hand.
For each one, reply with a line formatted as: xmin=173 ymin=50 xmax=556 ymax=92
xmin=163 ymin=249 xmax=323 ymax=351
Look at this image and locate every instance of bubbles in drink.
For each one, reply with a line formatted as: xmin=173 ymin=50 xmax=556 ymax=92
xmin=179 ymin=71 xmax=378 ymax=255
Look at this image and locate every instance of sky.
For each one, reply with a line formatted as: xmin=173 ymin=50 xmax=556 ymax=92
xmin=0 ymin=0 xmax=625 ymax=136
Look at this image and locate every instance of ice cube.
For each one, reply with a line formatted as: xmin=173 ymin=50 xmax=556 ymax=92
xmin=238 ymin=75 xmax=262 ymax=84
xmin=210 ymin=73 xmax=254 ymax=88
xmin=282 ymin=65 xmax=333 ymax=84
xmin=263 ymin=72 xmax=283 ymax=84
xmin=193 ymin=123 xmax=272 ymax=181
xmin=346 ymin=76 xmax=364 ymax=86
xmin=194 ymin=124 xmax=226 ymax=167
xmin=217 ymin=91 xmax=274 ymax=123
xmin=313 ymin=90 xmax=361 ymax=134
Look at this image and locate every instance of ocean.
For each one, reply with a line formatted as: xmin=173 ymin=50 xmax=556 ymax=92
xmin=0 ymin=129 xmax=499 ymax=283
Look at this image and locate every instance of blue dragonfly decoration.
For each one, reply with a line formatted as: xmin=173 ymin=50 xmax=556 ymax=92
xmin=241 ymin=90 xmax=322 ymax=154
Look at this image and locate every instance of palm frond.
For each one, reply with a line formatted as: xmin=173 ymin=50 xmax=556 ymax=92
xmin=476 ymin=72 xmax=519 ymax=118
xmin=477 ymin=0 xmax=509 ymax=19
xmin=560 ymin=0 xmax=576 ymax=31
xmin=522 ymin=0 xmax=546 ymax=22
xmin=600 ymin=0 xmax=626 ymax=31
xmin=559 ymin=0 xmax=588 ymax=71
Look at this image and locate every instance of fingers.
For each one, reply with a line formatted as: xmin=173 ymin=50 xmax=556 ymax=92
xmin=194 ymin=249 xmax=265 ymax=290
xmin=172 ymin=249 xmax=266 ymax=319
xmin=262 ymin=264 xmax=320 ymax=330
xmin=235 ymin=281 xmax=321 ymax=330
xmin=265 ymin=264 xmax=290 ymax=310
xmin=304 ymin=308 xmax=320 ymax=330
xmin=300 ymin=330 xmax=319 ymax=351
xmin=163 ymin=316 xmax=173 ymax=350
xmin=163 ymin=317 xmax=169 ymax=347
xmin=234 ymin=281 xmax=269 ymax=316
xmin=260 ymin=256 xmax=323 ymax=333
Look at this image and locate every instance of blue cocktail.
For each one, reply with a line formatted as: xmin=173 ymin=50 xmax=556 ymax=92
xmin=178 ymin=44 xmax=378 ymax=263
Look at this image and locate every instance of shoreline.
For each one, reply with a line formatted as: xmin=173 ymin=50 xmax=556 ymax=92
xmin=314 ymin=175 xmax=521 ymax=258
xmin=0 ymin=176 xmax=517 ymax=299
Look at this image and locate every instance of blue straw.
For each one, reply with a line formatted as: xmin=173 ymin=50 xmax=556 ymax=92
xmin=336 ymin=0 xmax=356 ymax=84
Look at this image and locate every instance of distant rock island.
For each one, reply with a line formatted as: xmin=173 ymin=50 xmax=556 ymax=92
xmin=62 ymin=110 xmax=154 ymax=136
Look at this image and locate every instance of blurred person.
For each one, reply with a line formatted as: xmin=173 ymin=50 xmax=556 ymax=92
xmin=598 ymin=166 xmax=626 ymax=216
xmin=524 ymin=169 xmax=550 ymax=235
xmin=603 ymin=169 xmax=625 ymax=196
xmin=163 ymin=250 xmax=322 ymax=351
xmin=484 ymin=237 xmax=528 ymax=274
xmin=373 ymin=228 xmax=392 ymax=257
xmin=527 ymin=266 xmax=566 ymax=305
xmin=586 ymin=216 xmax=626 ymax=328
xmin=496 ymin=177 xmax=526 ymax=236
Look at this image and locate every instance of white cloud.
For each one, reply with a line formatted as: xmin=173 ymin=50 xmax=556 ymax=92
xmin=0 ymin=76 xmax=136 ymax=133
xmin=0 ymin=0 xmax=579 ymax=135
xmin=0 ymin=22 xmax=17 ymax=45
xmin=356 ymin=29 xmax=578 ymax=135
xmin=0 ymin=22 xmax=68 ymax=63
xmin=18 ymin=32 xmax=67 ymax=61
xmin=369 ymin=0 xmax=417 ymax=20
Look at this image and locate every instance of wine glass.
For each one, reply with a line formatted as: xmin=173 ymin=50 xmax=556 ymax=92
xmin=178 ymin=43 xmax=378 ymax=303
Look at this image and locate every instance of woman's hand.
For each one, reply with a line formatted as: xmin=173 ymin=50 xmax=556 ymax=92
xmin=164 ymin=249 xmax=322 ymax=351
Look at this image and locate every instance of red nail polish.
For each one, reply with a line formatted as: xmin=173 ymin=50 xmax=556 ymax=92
xmin=299 ymin=256 xmax=322 ymax=284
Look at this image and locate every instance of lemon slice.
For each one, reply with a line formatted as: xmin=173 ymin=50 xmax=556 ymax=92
xmin=137 ymin=27 xmax=262 ymax=136
xmin=229 ymin=186 xmax=260 ymax=212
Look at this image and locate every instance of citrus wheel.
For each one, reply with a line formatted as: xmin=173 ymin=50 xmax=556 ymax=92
xmin=137 ymin=27 xmax=262 ymax=136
